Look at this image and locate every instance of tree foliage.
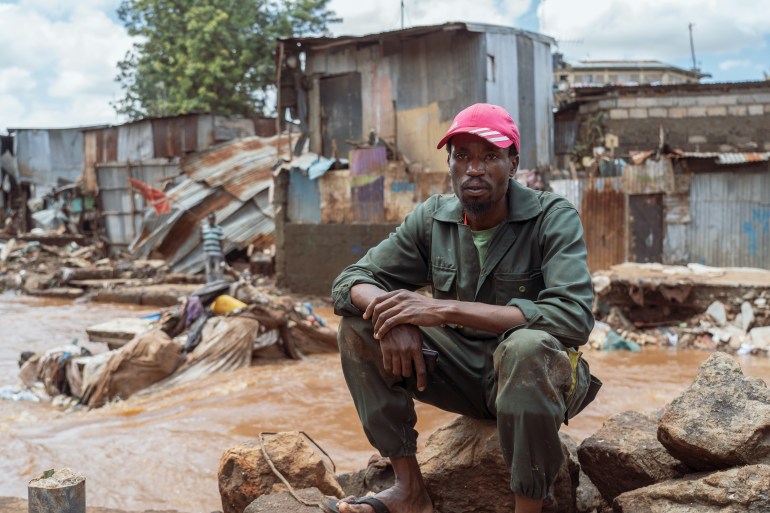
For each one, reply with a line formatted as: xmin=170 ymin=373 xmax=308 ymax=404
xmin=113 ymin=0 xmax=339 ymax=119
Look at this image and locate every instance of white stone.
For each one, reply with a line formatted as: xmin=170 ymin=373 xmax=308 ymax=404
xmin=706 ymin=301 xmax=727 ymax=326
xmin=749 ymin=326 xmax=770 ymax=351
xmin=741 ymin=302 xmax=755 ymax=333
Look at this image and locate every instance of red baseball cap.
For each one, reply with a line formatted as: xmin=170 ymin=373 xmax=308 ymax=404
xmin=436 ymin=103 xmax=520 ymax=151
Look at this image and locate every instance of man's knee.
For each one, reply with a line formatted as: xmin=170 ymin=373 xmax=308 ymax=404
xmin=494 ymin=329 xmax=561 ymax=368
xmin=338 ymin=316 xmax=378 ymax=357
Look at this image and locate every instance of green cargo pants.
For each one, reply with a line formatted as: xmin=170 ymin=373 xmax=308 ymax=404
xmin=338 ymin=316 xmax=594 ymax=500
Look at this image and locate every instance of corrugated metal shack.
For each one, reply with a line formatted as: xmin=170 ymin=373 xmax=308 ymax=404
xmin=10 ymin=125 xmax=107 ymax=195
xmin=129 ymin=136 xmax=277 ymax=273
xmin=82 ymin=114 xmax=259 ymax=249
xmin=274 ymin=22 xmax=555 ymax=295
xmin=278 ymin=22 xmax=555 ymax=171
xmin=551 ymin=152 xmax=770 ymax=271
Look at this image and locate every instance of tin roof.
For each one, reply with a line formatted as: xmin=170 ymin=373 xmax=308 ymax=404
xmin=181 ymin=136 xmax=279 ymax=201
xmin=280 ymin=21 xmax=555 ymax=49
xmin=130 ymin=136 xmax=282 ymax=272
xmin=676 ymin=152 xmax=770 ymax=165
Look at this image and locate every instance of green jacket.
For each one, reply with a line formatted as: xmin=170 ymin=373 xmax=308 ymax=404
xmin=332 ymin=179 xmax=594 ymax=347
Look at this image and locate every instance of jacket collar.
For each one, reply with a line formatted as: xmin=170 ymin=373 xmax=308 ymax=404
xmin=432 ymin=178 xmax=543 ymax=223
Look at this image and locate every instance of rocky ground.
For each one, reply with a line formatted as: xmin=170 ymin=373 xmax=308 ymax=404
xmin=215 ymin=351 xmax=769 ymax=513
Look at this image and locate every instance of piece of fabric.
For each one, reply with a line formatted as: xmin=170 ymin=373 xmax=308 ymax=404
xmin=82 ymin=330 xmax=181 ymax=408
xmin=332 ymin=178 xmax=595 ymax=348
xmin=202 ymin=224 xmax=224 ymax=256
xmin=471 ymin=224 xmax=499 ymax=267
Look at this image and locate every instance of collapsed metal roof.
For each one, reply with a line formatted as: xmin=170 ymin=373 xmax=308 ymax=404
xmin=129 ymin=136 xmax=280 ymax=273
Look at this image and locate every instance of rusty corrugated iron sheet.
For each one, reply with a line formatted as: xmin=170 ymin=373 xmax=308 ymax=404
xmin=622 ymin=158 xmax=675 ymax=194
xmin=181 ymin=136 xmax=279 ymax=201
xmin=552 ymin=177 xmax=625 ymax=272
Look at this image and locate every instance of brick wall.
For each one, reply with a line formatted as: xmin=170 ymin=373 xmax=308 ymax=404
xmin=577 ymin=88 xmax=770 ymax=154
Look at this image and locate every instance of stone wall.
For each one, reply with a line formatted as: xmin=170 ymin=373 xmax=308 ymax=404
xmin=576 ymin=86 xmax=770 ymax=154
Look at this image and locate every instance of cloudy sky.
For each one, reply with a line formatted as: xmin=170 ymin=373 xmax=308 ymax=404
xmin=1 ymin=0 xmax=768 ymax=130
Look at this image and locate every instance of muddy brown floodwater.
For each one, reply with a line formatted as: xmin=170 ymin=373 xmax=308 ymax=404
xmin=2 ymin=294 xmax=770 ymax=512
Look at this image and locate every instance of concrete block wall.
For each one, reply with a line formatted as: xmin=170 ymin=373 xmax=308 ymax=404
xmin=281 ymin=223 xmax=398 ymax=297
xmin=579 ymin=89 xmax=770 ymax=153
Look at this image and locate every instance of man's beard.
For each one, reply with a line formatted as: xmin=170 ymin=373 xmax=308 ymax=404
xmin=461 ymin=197 xmax=494 ymax=216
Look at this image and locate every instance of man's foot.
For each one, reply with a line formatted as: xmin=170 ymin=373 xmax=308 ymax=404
xmin=335 ymin=481 xmax=433 ymax=513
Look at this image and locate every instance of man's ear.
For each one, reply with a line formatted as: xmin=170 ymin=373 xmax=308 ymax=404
xmin=509 ymin=154 xmax=520 ymax=177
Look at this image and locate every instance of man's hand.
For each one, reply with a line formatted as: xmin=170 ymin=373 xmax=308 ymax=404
xmin=364 ymin=290 xmax=446 ymax=340
xmin=378 ymin=323 xmax=428 ymax=391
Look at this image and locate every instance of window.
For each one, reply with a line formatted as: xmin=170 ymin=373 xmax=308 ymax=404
xmin=487 ymin=55 xmax=496 ymax=82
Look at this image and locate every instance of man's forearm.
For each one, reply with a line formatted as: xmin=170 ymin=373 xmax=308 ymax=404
xmin=436 ymin=300 xmax=526 ymax=335
xmin=353 ymin=283 xmax=526 ymax=335
xmin=350 ymin=283 xmax=388 ymax=312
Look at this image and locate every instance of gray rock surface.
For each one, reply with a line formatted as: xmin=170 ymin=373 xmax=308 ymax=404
xmin=614 ymin=464 xmax=770 ymax=512
xmin=578 ymin=410 xmax=690 ymax=503
xmin=336 ymin=455 xmax=394 ymax=498
xmin=576 ymin=470 xmax=610 ymax=513
xmin=244 ymin=487 xmax=324 ymax=513
xmin=658 ymin=352 xmax=770 ymax=471
xmin=417 ymin=416 xmax=577 ymax=513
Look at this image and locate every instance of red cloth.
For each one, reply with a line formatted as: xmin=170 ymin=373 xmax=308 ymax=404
xmin=128 ymin=178 xmax=170 ymax=214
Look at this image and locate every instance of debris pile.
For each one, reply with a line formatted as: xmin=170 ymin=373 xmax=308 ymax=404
xmin=10 ymin=278 xmax=337 ymax=410
xmin=0 ymin=233 xmax=176 ymax=300
xmin=591 ymin=262 xmax=770 ymax=356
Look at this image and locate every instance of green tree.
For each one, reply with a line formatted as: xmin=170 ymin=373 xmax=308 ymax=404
xmin=113 ymin=0 xmax=339 ymax=119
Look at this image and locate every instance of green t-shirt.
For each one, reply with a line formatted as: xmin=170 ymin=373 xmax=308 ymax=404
xmin=471 ymin=224 xmax=499 ymax=267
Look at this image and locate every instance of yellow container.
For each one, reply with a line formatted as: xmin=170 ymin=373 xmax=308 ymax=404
xmin=210 ymin=294 xmax=247 ymax=315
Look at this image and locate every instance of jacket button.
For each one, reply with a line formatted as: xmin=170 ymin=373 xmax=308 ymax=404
xmin=518 ymin=286 xmax=526 ymax=293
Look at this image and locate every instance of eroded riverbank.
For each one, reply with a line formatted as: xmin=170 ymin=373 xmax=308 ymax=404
xmin=2 ymin=295 xmax=770 ymax=512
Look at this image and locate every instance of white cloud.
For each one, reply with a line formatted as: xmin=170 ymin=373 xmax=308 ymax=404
xmin=0 ymin=67 xmax=36 ymax=94
xmin=0 ymin=0 xmax=131 ymax=129
xmin=539 ymin=0 xmax=770 ymax=63
xmin=329 ymin=0 xmax=532 ymax=36
xmin=719 ymin=59 xmax=753 ymax=71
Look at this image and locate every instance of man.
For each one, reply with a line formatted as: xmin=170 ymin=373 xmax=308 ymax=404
xmin=327 ymin=103 xmax=599 ymax=513
xmin=202 ymin=213 xmax=225 ymax=283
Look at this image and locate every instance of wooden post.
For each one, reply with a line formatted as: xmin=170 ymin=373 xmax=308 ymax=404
xmin=126 ymin=161 xmax=136 ymax=244
xmin=276 ymin=41 xmax=284 ymax=152
xmin=28 ymin=468 xmax=85 ymax=513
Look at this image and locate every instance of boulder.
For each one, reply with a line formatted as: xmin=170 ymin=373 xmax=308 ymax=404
xmin=218 ymin=433 xmax=344 ymax=513
xmin=244 ymin=487 xmax=324 ymax=513
xmin=416 ymin=416 xmax=577 ymax=513
xmin=576 ymin=471 xmax=610 ymax=513
xmin=614 ymin=464 xmax=770 ymax=512
xmin=336 ymin=455 xmax=394 ymax=498
xmin=658 ymin=352 xmax=770 ymax=471
xmin=578 ymin=410 xmax=690 ymax=503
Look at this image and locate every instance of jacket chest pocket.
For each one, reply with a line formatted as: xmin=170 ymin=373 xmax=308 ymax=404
xmin=494 ymin=271 xmax=544 ymax=305
xmin=431 ymin=266 xmax=457 ymax=300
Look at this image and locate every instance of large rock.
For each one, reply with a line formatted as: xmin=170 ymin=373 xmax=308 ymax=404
xmin=578 ymin=410 xmax=690 ymax=503
xmin=417 ymin=416 xmax=577 ymax=513
xmin=244 ymin=487 xmax=324 ymax=513
xmin=658 ymin=352 xmax=770 ymax=471
xmin=576 ymin=471 xmax=610 ymax=513
xmin=218 ymin=433 xmax=343 ymax=513
xmin=614 ymin=464 xmax=770 ymax=512
xmin=336 ymin=455 xmax=395 ymax=498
